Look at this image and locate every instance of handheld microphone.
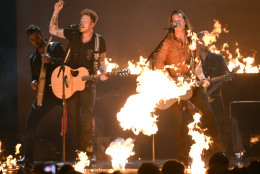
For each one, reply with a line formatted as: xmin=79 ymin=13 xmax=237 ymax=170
xmin=68 ymin=24 xmax=80 ymax=28
xmin=163 ymin=23 xmax=180 ymax=30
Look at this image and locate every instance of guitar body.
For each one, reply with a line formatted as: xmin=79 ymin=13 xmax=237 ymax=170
xmin=51 ymin=66 xmax=89 ymax=99
xmin=157 ymin=88 xmax=193 ymax=110
xmin=156 ymin=73 xmax=233 ymax=110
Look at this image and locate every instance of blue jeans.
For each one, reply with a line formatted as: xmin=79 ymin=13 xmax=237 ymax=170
xmin=66 ymin=82 xmax=96 ymax=152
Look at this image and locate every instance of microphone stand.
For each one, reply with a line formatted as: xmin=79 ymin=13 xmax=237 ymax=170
xmin=58 ymin=43 xmax=71 ymax=163
xmin=145 ymin=31 xmax=171 ymax=70
xmin=146 ymin=32 xmax=171 ymax=163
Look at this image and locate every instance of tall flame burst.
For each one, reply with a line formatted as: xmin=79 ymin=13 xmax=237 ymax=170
xmin=105 ymin=138 xmax=135 ymax=171
xmin=127 ymin=56 xmax=148 ymax=74
xmin=0 ymin=143 xmax=22 ymax=171
xmin=250 ymin=135 xmax=260 ymax=146
xmin=202 ymin=20 xmax=259 ymax=73
xmin=105 ymin=58 xmax=119 ymax=72
xmin=73 ymin=151 xmax=90 ymax=173
xmin=188 ymin=113 xmax=212 ymax=174
xmin=15 ymin=144 xmax=21 ymax=155
xmin=117 ymin=59 xmax=193 ymax=135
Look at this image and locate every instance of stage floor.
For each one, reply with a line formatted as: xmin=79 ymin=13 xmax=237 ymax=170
xmin=4 ymin=158 xmax=257 ymax=174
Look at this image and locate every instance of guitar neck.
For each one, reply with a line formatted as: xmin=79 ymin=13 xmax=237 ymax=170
xmin=82 ymin=74 xmax=101 ymax=81
xmin=210 ymin=74 xmax=227 ymax=83
xmin=196 ymin=74 xmax=228 ymax=86
xmin=81 ymin=69 xmax=129 ymax=82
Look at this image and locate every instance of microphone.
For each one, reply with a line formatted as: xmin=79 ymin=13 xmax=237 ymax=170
xmin=68 ymin=24 xmax=80 ymax=28
xmin=163 ymin=23 xmax=180 ymax=30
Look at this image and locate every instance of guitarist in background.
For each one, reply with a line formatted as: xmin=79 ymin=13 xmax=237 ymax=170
xmin=18 ymin=25 xmax=65 ymax=163
xmin=49 ymin=1 xmax=108 ymax=161
xmin=155 ymin=10 xmax=223 ymax=164
xmin=197 ymin=30 xmax=232 ymax=156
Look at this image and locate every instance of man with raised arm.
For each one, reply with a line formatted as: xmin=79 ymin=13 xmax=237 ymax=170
xmin=49 ymin=1 xmax=108 ymax=161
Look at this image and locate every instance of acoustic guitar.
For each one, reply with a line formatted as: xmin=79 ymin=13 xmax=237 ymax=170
xmin=156 ymin=73 xmax=233 ymax=110
xmin=51 ymin=65 xmax=130 ymax=99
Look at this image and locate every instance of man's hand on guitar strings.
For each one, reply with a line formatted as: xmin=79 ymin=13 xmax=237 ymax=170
xmin=202 ymin=76 xmax=210 ymax=88
xmin=100 ymin=74 xmax=108 ymax=81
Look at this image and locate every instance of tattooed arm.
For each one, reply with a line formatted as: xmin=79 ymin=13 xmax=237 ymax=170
xmin=49 ymin=1 xmax=65 ymax=38
xmin=99 ymin=52 xmax=107 ymax=74
xmin=99 ymin=52 xmax=108 ymax=81
xmin=195 ymin=62 xmax=210 ymax=88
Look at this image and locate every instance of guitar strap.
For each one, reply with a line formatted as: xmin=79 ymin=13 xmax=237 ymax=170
xmin=93 ymin=33 xmax=100 ymax=75
xmin=189 ymin=50 xmax=195 ymax=74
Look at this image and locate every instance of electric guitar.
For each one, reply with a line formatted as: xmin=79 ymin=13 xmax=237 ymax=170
xmin=206 ymin=66 xmax=239 ymax=102
xmin=36 ymin=36 xmax=52 ymax=106
xmin=51 ymin=65 xmax=130 ymax=99
xmin=156 ymin=73 xmax=233 ymax=110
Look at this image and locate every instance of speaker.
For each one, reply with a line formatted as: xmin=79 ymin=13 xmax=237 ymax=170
xmin=230 ymin=101 xmax=260 ymax=158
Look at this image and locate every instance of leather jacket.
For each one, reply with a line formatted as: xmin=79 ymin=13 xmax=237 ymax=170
xmin=155 ymin=32 xmax=199 ymax=77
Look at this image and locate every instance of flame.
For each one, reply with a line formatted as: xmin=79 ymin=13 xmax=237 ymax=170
xmin=74 ymin=151 xmax=90 ymax=173
xmin=250 ymin=135 xmax=260 ymax=145
xmin=200 ymin=20 xmax=228 ymax=48
xmin=97 ymin=58 xmax=119 ymax=74
xmin=117 ymin=66 xmax=193 ymax=135
xmin=15 ymin=144 xmax=21 ymax=155
xmin=127 ymin=56 xmax=150 ymax=74
xmin=105 ymin=58 xmax=119 ymax=72
xmin=6 ymin=155 xmax=17 ymax=168
xmin=0 ymin=143 xmax=22 ymax=172
xmin=187 ymin=30 xmax=198 ymax=51
xmin=201 ymin=20 xmax=259 ymax=73
xmin=0 ymin=162 xmax=4 ymax=172
xmin=105 ymin=137 xmax=135 ymax=171
xmin=188 ymin=113 xmax=212 ymax=174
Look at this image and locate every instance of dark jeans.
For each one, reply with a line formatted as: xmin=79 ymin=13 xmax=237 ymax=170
xmin=210 ymin=95 xmax=232 ymax=155
xmin=171 ymin=87 xmax=223 ymax=162
xmin=171 ymin=100 xmax=191 ymax=163
xmin=25 ymin=88 xmax=62 ymax=159
xmin=66 ymin=82 xmax=96 ymax=152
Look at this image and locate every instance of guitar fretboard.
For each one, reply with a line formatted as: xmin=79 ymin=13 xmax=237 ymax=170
xmin=196 ymin=74 xmax=230 ymax=86
xmin=81 ymin=74 xmax=101 ymax=81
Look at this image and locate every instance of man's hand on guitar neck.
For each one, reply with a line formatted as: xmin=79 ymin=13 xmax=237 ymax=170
xmin=202 ymin=76 xmax=210 ymax=88
xmin=31 ymin=80 xmax=38 ymax=90
xmin=41 ymin=55 xmax=52 ymax=63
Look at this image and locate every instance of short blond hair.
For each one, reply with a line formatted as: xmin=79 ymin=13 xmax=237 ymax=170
xmin=81 ymin=9 xmax=98 ymax=25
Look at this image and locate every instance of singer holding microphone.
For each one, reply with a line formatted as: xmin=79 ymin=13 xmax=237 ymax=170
xmin=155 ymin=10 xmax=223 ymax=165
xmin=49 ymin=0 xmax=108 ymax=163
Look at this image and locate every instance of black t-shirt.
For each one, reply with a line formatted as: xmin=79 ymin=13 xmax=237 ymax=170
xmin=64 ymin=28 xmax=106 ymax=75
xmin=201 ymin=51 xmax=230 ymax=97
xmin=30 ymin=42 xmax=65 ymax=86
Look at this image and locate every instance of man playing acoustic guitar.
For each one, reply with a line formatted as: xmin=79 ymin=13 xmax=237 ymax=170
xmin=155 ymin=10 xmax=223 ymax=164
xmin=49 ymin=1 xmax=108 ymax=162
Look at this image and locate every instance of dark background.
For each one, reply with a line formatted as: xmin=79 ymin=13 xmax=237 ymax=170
xmin=1 ymin=0 xmax=260 ymax=159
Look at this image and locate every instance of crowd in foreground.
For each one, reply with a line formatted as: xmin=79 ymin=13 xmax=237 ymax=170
xmin=5 ymin=152 xmax=258 ymax=174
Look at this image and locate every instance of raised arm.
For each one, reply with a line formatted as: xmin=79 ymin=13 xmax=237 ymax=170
xmin=49 ymin=1 xmax=65 ymax=38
